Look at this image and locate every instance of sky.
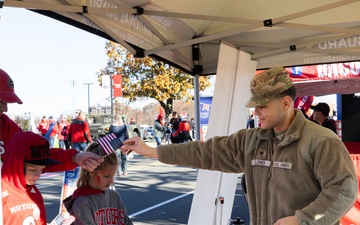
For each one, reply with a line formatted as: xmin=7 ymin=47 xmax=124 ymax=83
xmin=0 ymin=7 xmax=115 ymax=118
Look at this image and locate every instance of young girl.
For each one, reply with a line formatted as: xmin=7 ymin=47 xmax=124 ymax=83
xmin=63 ymin=142 xmax=133 ymax=225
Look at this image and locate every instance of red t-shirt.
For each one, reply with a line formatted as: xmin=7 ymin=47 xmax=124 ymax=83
xmin=37 ymin=119 xmax=48 ymax=135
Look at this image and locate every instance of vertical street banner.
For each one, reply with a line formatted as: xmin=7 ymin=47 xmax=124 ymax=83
xmin=199 ymin=97 xmax=213 ymax=141
xmin=101 ymin=75 xmax=110 ymax=89
xmin=56 ymin=167 xmax=80 ymax=220
xmin=113 ymin=74 xmax=122 ymax=97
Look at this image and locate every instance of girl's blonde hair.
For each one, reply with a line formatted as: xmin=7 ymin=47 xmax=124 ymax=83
xmin=76 ymin=142 xmax=119 ymax=188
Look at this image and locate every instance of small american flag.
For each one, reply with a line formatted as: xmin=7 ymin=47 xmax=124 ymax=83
xmin=98 ymin=133 xmax=122 ymax=155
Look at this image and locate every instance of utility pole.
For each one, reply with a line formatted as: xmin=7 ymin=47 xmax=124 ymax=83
xmin=83 ymin=83 xmax=94 ymax=114
xmin=110 ymin=72 xmax=113 ymax=116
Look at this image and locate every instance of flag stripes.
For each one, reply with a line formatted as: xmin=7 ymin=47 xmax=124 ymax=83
xmin=98 ymin=133 xmax=117 ymax=155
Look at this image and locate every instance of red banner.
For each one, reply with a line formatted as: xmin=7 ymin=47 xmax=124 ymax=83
xmin=287 ymin=62 xmax=360 ymax=82
xmin=256 ymin=62 xmax=360 ymax=82
xmin=113 ymin=74 xmax=122 ymax=97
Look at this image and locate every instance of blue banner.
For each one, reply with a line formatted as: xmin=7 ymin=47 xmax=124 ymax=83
xmin=200 ymin=97 xmax=213 ymax=141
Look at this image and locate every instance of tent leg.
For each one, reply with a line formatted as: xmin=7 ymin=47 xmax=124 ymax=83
xmin=192 ymin=44 xmax=202 ymax=141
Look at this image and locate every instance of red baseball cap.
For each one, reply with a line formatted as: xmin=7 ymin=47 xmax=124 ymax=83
xmin=22 ymin=132 xmax=62 ymax=166
xmin=0 ymin=68 xmax=23 ymax=104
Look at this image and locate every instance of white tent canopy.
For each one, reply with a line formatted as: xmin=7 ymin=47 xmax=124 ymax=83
xmin=3 ymin=0 xmax=360 ymax=76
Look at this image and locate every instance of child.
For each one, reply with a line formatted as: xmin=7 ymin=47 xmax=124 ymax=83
xmin=63 ymin=141 xmax=133 ymax=225
xmin=165 ymin=124 xmax=171 ymax=144
xmin=1 ymin=131 xmax=103 ymax=225
xmin=133 ymin=128 xmax=141 ymax=138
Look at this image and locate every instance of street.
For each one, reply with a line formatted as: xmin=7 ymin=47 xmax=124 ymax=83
xmin=39 ymin=142 xmax=249 ymax=225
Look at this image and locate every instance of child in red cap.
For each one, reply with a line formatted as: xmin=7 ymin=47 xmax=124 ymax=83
xmin=1 ymin=131 xmax=103 ymax=225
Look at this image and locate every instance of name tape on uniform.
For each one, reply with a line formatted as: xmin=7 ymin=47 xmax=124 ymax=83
xmin=251 ymin=159 xmax=292 ymax=169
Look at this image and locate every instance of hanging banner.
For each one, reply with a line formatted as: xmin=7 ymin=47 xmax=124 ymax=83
xmin=101 ymin=75 xmax=110 ymax=89
xmin=256 ymin=62 xmax=360 ymax=96
xmin=113 ymin=74 xmax=122 ymax=97
xmin=289 ymin=62 xmax=360 ymax=81
xmin=199 ymin=96 xmax=213 ymax=141
xmin=256 ymin=62 xmax=360 ymax=81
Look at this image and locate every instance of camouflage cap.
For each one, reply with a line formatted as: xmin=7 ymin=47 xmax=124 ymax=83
xmin=245 ymin=67 xmax=293 ymax=108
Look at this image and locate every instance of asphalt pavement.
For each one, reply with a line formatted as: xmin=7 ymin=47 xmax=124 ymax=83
xmin=39 ymin=141 xmax=249 ymax=224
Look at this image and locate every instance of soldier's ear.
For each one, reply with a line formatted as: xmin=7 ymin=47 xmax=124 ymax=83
xmin=281 ymin=96 xmax=292 ymax=109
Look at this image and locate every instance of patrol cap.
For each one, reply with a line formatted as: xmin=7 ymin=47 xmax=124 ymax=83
xmin=245 ymin=67 xmax=293 ymax=108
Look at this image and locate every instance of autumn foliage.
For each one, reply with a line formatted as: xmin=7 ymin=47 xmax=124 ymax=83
xmin=97 ymin=41 xmax=211 ymax=116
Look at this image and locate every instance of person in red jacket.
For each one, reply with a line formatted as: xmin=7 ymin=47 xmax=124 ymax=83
xmin=0 ymin=68 xmax=23 ymax=163
xmin=1 ymin=131 xmax=104 ymax=225
xmin=37 ymin=115 xmax=48 ymax=137
xmin=173 ymin=117 xmax=192 ymax=143
xmin=67 ymin=111 xmax=92 ymax=152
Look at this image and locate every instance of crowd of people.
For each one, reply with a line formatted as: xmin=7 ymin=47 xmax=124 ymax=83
xmin=151 ymin=111 xmax=196 ymax=146
xmin=13 ymin=108 xmax=93 ymax=152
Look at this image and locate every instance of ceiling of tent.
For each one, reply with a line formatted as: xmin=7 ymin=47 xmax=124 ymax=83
xmin=2 ymin=0 xmax=360 ymax=77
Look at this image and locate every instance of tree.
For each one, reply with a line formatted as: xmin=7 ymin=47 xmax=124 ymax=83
xmin=97 ymin=41 xmax=212 ymax=117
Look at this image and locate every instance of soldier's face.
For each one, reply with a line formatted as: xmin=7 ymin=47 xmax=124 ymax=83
xmin=254 ymin=97 xmax=288 ymax=133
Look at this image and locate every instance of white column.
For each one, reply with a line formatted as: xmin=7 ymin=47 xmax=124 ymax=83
xmin=188 ymin=42 xmax=257 ymax=225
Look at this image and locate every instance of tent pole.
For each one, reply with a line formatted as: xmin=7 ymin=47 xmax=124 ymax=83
xmin=192 ymin=44 xmax=202 ymax=141
xmin=194 ymin=75 xmax=201 ymax=140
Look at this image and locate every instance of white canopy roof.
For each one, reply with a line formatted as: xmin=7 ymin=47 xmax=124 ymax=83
xmin=3 ymin=0 xmax=360 ymax=76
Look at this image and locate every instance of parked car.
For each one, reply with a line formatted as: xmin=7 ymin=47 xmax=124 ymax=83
xmin=145 ymin=127 xmax=154 ymax=139
xmin=139 ymin=125 xmax=154 ymax=140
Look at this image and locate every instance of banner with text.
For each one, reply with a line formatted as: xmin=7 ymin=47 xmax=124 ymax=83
xmin=257 ymin=62 xmax=360 ymax=82
xmin=113 ymin=74 xmax=122 ymax=97
xmin=199 ymin=97 xmax=213 ymax=141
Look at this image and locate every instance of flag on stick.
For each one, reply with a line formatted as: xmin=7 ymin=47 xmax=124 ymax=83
xmin=98 ymin=133 xmax=122 ymax=155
